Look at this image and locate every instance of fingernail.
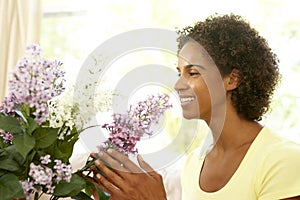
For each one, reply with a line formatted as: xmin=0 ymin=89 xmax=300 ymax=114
xmin=90 ymin=153 xmax=97 ymax=159
xmin=107 ymin=148 xmax=113 ymax=154
xmin=138 ymin=154 xmax=144 ymax=162
xmin=96 ymin=174 xmax=101 ymax=179
xmin=95 ymin=160 xmax=101 ymax=166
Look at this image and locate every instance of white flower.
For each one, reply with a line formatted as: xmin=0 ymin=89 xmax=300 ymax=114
xmin=40 ymin=154 xmax=51 ymax=164
xmin=47 ymin=81 xmax=112 ymax=139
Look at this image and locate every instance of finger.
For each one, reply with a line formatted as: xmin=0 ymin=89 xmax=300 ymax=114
xmin=95 ymin=159 xmax=126 ymax=190
xmin=90 ymin=152 xmax=99 ymax=159
xmin=137 ymin=154 xmax=161 ymax=180
xmin=106 ymin=148 xmax=143 ymax=173
xmin=93 ymin=165 xmax=122 ymax=197
xmin=98 ymin=151 xmax=131 ymax=174
xmin=93 ymin=188 xmax=99 ymax=200
xmin=137 ymin=154 xmax=154 ymax=172
xmin=84 ymin=174 xmax=110 ymax=195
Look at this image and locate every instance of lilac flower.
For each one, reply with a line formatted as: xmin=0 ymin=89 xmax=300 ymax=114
xmin=0 ymin=130 xmax=13 ymax=144
xmin=0 ymin=44 xmax=65 ymax=124
xmin=1 ymin=96 xmax=17 ymax=114
xmin=22 ymin=156 xmax=72 ymax=196
xmin=28 ymin=163 xmax=53 ymax=186
xmin=21 ymin=179 xmax=35 ymax=199
xmin=100 ymin=93 xmax=172 ymax=154
xmin=40 ymin=154 xmax=51 ymax=164
xmin=53 ymin=159 xmax=72 ymax=183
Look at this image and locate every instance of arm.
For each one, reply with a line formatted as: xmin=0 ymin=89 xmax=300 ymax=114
xmin=91 ymin=149 xmax=167 ymax=200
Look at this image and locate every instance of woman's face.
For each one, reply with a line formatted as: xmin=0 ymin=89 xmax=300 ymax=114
xmin=174 ymin=42 xmax=225 ymax=123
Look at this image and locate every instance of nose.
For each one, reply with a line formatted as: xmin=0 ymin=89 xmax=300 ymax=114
xmin=174 ymin=75 xmax=189 ymax=93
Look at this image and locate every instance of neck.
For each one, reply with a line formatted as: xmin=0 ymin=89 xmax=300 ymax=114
xmin=208 ymin=104 xmax=262 ymax=152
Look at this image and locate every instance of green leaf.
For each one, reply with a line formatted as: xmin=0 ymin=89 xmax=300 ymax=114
xmin=72 ymin=191 xmax=93 ymax=200
xmin=33 ymin=127 xmax=58 ymax=149
xmin=23 ymin=150 xmax=36 ymax=179
xmin=13 ymin=133 xmax=35 ymax=158
xmin=0 ymin=137 xmax=7 ymax=148
xmin=96 ymin=187 xmax=110 ymax=200
xmin=84 ymin=181 xmax=95 ymax=196
xmin=27 ymin=117 xmax=38 ymax=135
xmin=0 ymin=146 xmax=25 ymax=173
xmin=19 ymin=103 xmax=31 ymax=118
xmin=0 ymin=173 xmax=25 ymax=200
xmin=49 ymin=134 xmax=79 ymax=162
xmin=58 ymin=134 xmax=78 ymax=158
xmin=54 ymin=174 xmax=87 ymax=196
xmin=0 ymin=114 xmax=23 ymax=134
xmin=0 ymin=170 xmax=6 ymax=176
xmin=0 ymin=156 xmax=21 ymax=172
xmin=46 ymin=147 xmax=62 ymax=162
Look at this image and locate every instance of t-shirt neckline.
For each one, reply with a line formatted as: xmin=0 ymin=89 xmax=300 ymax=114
xmin=197 ymin=126 xmax=268 ymax=194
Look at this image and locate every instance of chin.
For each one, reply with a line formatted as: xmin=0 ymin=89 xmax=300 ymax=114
xmin=182 ymin=112 xmax=199 ymax=120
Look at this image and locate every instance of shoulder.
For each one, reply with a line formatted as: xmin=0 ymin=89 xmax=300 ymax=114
xmin=255 ymin=128 xmax=300 ymax=199
xmin=262 ymin=128 xmax=300 ymax=163
xmin=181 ymin=147 xmax=204 ymax=184
xmin=183 ymin=148 xmax=203 ymax=171
xmin=263 ymin=140 xmax=300 ymax=171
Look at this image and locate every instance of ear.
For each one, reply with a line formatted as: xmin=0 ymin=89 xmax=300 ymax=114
xmin=224 ymin=68 xmax=240 ymax=91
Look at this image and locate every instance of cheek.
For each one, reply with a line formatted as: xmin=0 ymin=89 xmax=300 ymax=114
xmin=190 ymin=80 xmax=210 ymax=103
xmin=189 ymin=78 xmax=207 ymax=95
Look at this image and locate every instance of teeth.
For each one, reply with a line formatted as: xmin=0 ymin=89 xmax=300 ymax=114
xmin=180 ymin=97 xmax=195 ymax=103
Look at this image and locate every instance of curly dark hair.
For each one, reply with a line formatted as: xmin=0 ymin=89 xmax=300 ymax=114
xmin=177 ymin=14 xmax=281 ymax=121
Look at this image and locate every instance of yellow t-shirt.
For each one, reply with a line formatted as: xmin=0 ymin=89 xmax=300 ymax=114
xmin=181 ymin=127 xmax=300 ymax=200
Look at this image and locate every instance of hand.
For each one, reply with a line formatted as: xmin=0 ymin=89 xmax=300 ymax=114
xmin=90 ymin=149 xmax=167 ymax=200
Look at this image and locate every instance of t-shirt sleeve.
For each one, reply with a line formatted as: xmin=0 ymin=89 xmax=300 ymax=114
xmin=256 ymin=141 xmax=300 ymax=200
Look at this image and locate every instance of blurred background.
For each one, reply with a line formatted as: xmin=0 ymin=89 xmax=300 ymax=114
xmin=1 ymin=0 xmax=300 ymax=154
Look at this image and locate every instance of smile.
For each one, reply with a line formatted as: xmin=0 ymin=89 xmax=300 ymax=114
xmin=180 ymin=97 xmax=195 ymax=103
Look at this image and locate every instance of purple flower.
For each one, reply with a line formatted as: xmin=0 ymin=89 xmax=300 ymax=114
xmin=53 ymin=159 xmax=72 ymax=183
xmin=0 ymin=44 xmax=65 ymax=124
xmin=23 ymin=156 xmax=72 ymax=196
xmin=100 ymin=93 xmax=172 ymax=154
xmin=0 ymin=130 xmax=13 ymax=144
xmin=28 ymin=163 xmax=53 ymax=186
xmin=40 ymin=154 xmax=51 ymax=164
xmin=21 ymin=180 xmax=35 ymax=199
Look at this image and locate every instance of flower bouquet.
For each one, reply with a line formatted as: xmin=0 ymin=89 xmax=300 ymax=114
xmin=0 ymin=44 xmax=89 ymax=200
xmin=0 ymin=44 xmax=172 ymax=200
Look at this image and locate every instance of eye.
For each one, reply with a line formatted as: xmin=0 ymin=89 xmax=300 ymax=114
xmin=189 ymin=71 xmax=200 ymax=77
xmin=176 ymin=66 xmax=181 ymax=77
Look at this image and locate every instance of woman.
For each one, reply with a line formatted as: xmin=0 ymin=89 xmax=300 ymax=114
xmin=91 ymin=14 xmax=300 ymax=199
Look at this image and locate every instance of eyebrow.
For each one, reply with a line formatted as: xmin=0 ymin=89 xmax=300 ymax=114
xmin=185 ymin=64 xmax=206 ymax=70
xmin=176 ymin=64 xmax=206 ymax=71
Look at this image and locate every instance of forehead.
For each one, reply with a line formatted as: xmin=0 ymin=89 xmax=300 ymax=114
xmin=178 ymin=42 xmax=216 ymax=69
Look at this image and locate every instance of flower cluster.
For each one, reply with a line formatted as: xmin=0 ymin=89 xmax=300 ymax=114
xmin=47 ymin=84 xmax=112 ymax=140
xmin=1 ymin=44 xmax=65 ymax=124
xmin=21 ymin=155 xmax=72 ymax=198
xmin=0 ymin=129 xmax=13 ymax=144
xmin=101 ymin=94 xmax=172 ymax=154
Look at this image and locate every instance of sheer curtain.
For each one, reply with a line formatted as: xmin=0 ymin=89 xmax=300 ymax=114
xmin=0 ymin=0 xmax=42 ymax=101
